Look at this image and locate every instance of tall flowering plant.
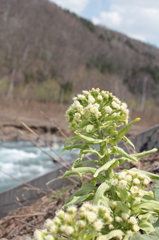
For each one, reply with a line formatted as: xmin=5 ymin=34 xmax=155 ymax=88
xmin=33 ymin=88 xmax=159 ymax=240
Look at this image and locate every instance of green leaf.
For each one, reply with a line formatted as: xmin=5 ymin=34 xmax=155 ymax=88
xmin=154 ymin=181 xmax=159 ymax=201
xmin=62 ymin=136 xmax=81 ymax=149
xmin=62 ymin=144 xmax=88 ymax=151
xmin=116 ymin=201 xmax=129 ymax=213
xmin=86 ymin=232 xmax=98 ymax=240
xmin=116 ymin=188 xmax=128 ymax=201
xmin=93 ymin=173 xmax=107 ymax=182
xmin=93 ymin=182 xmax=110 ymax=204
xmin=139 ymin=220 xmax=155 ymax=232
xmin=76 ymin=132 xmax=104 ymax=144
xmin=123 ymin=136 xmax=135 ymax=149
xmin=82 ymin=148 xmax=102 ymax=158
xmin=130 ymin=232 xmax=159 ymax=240
xmin=153 ymin=219 xmax=159 ymax=228
xmin=74 ymin=182 xmax=97 ymax=196
xmin=62 ymin=167 xmax=96 ymax=178
xmin=93 ymin=159 xmax=118 ymax=178
xmin=104 ymin=230 xmax=124 ymax=240
xmin=64 ymin=193 xmax=94 ymax=208
xmin=130 ymin=168 xmax=159 ymax=180
xmin=149 ymin=227 xmax=159 ymax=237
xmin=84 ymin=124 xmax=96 ymax=133
xmin=132 ymin=148 xmax=157 ymax=159
xmin=134 ymin=200 xmax=159 ymax=211
xmin=77 ymin=120 xmax=91 ymax=129
xmin=117 ymin=118 xmax=140 ymax=141
xmin=113 ymin=146 xmax=137 ymax=162
xmin=75 ymin=160 xmax=101 ymax=167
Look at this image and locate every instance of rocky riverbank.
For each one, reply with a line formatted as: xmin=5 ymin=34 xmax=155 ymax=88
xmin=0 ymin=122 xmax=69 ymax=143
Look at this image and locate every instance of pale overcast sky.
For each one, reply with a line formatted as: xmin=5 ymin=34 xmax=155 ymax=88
xmin=50 ymin=0 xmax=159 ymax=48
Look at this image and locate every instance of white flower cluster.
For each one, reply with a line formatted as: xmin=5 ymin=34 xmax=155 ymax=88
xmin=66 ymin=88 xmax=129 ymax=130
xmin=111 ymin=169 xmax=152 ymax=198
xmin=33 ymin=203 xmax=114 ymax=240
xmin=33 ymin=200 xmax=147 ymax=240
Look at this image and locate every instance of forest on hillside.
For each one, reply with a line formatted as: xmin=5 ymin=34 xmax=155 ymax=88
xmin=0 ymin=0 xmax=159 ymax=110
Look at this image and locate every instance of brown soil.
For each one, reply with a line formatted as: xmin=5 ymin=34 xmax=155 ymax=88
xmin=0 ymin=184 xmax=79 ymax=240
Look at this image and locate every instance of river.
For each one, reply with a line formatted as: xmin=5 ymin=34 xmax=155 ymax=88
xmin=0 ymin=141 xmax=78 ymax=193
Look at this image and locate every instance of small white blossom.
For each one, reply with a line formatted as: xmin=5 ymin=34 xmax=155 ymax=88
xmin=108 ymin=224 xmax=114 ymax=230
xmin=112 ymin=101 xmax=120 ymax=109
xmin=126 ymin=230 xmax=133 ymax=237
xmin=60 ymin=225 xmax=67 ymax=233
xmin=120 ymin=106 xmax=127 ymax=113
xmin=138 ymin=189 xmax=145 ymax=197
xmin=44 ymin=219 xmax=54 ymax=229
xmin=147 ymin=191 xmax=154 ymax=198
xmin=44 ymin=235 xmax=54 ymax=240
xmin=90 ymin=106 xmax=98 ymax=114
xmin=115 ymin=216 xmax=122 ymax=223
xmin=50 ymin=224 xmax=58 ymax=234
xmin=97 ymin=205 xmax=110 ymax=214
xmin=74 ymin=112 xmax=81 ymax=121
xmin=78 ymin=94 xmax=86 ymax=100
xmin=109 ymin=201 xmax=117 ymax=209
xmin=101 ymin=91 xmax=109 ymax=99
xmin=106 ymin=215 xmax=113 ymax=223
xmin=34 ymin=230 xmax=44 ymax=240
xmin=143 ymin=178 xmax=150 ymax=185
xmin=113 ymin=97 xmax=120 ymax=104
xmin=97 ymin=236 xmax=107 ymax=240
xmin=132 ymin=224 xmax=140 ymax=232
xmin=97 ymin=95 xmax=103 ymax=101
xmin=133 ymin=178 xmax=140 ymax=185
xmin=138 ymin=173 xmax=146 ymax=180
xmin=92 ymin=88 xmax=100 ymax=93
xmin=118 ymin=180 xmax=127 ymax=189
xmin=56 ymin=210 xmax=65 ymax=218
xmin=77 ymin=105 xmax=83 ymax=111
xmin=73 ymin=97 xmax=77 ymax=101
xmin=65 ymin=213 xmax=73 ymax=222
xmin=118 ymin=171 xmax=127 ymax=179
xmin=125 ymin=175 xmax=132 ymax=181
xmin=82 ymin=202 xmax=93 ymax=209
xmin=128 ymin=216 xmax=138 ymax=225
xmin=105 ymin=106 xmax=112 ymax=114
xmin=130 ymin=186 xmax=139 ymax=194
xmin=111 ymin=179 xmax=118 ymax=185
xmin=88 ymin=95 xmax=95 ymax=104
xmin=77 ymin=220 xmax=86 ymax=228
xmin=65 ymin=226 xmax=74 ymax=235
xmin=67 ymin=205 xmax=77 ymax=214
xmin=94 ymin=103 xmax=100 ymax=108
xmin=121 ymin=102 xmax=127 ymax=108
xmin=128 ymin=171 xmax=137 ymax=177
xmin=82 ymin=90 xmax=89 ymax=95
xmin=74 ymin=100 xmax=81 ymax=107
xmin=81 ymin=109 xmax=86 ymax=115
xmin=93 ymin=219 xmax=104 ymax=231
xmin=53 ymin=217 xmax=61 ymax=225
xmin=121 ymin=213 xmax=130 ymax=220
xmin=85 ymin=211 xmax=97 ymax=223
xmin=95 ymin=111 xmax=102 ymax=118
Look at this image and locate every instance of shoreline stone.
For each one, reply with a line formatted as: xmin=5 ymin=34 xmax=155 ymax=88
xmin=0 ymin=124 xmax=71 ymax=143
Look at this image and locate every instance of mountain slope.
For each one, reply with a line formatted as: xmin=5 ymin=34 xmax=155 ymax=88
xmin=0 ymin=0 xmax=159 ymax=104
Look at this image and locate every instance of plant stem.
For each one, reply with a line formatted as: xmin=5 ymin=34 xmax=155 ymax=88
xmin=100 ymin=141 xmax=114 ymax=179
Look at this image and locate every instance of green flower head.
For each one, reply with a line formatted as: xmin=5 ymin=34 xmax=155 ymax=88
xmin=66 ymin=88 xmax=129 ymax=131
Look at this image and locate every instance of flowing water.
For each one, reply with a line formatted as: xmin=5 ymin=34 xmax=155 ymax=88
xmin=0 ymin=141 xmax=78 ymax=193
